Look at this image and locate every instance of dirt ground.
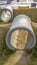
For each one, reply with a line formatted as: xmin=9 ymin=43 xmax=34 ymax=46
xmin=0 ymin=22 xmax=37 ymax=65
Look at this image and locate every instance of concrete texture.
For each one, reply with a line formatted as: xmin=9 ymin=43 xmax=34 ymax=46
xmin=6 ymin=15 xmax=36 ymax=50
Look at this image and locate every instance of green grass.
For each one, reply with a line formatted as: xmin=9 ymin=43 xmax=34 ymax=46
xmin=0 ymin=21 xmax=4 ymax=24
xmin=0 ymin=19 xmax=13 ymax=24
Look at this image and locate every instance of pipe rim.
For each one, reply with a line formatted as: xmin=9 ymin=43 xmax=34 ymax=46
xmin=0 ymin=8 xmax=13 ymax=22
xmin=6 ymin=15 xmax=36 ymax=50
xmin=6 ymin=26 xmax=36 ymax=50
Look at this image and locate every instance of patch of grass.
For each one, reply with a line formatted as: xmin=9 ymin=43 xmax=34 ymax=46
xmin=0 ymin=20 xmax=4 ymax=24
xmin=0 ymin=19 xmax=13 ymax=24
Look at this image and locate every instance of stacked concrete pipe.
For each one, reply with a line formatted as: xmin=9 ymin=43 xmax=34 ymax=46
xmin=0 ymin=4 xmax=13 ymax=22
xmin=6 ymin=15 xmax=36 ymax=50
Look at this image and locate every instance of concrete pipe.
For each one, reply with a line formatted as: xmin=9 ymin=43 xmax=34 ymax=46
xmin=0 ymin=4 xmax=13 ymax=22
xmin=6 ymin=15 xmax=36 ymax=50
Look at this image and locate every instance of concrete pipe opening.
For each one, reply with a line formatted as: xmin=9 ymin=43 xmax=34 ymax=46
xmin=0 ymin=5 xmax=13 ymax=22
xmin=6 ymin=15 xmax=36 ymax=50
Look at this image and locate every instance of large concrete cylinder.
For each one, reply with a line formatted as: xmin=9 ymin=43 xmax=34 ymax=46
xmin=6 ymin=15 xmax=36 ymax=50
xmin=0 ymin=4 xmax=13 ymax=22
